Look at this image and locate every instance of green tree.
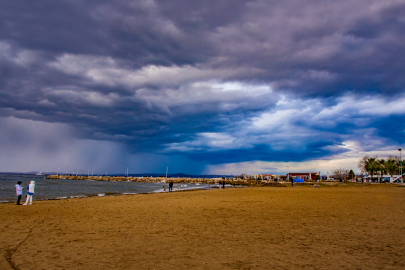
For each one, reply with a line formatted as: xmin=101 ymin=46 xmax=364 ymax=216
xmin=365 ymin=157 xmax=378 ymax=182
xmin=348 ymin=169 xmax=355 ymax=179
xmin=377 ymin=159 xmax=387 ymax=183
xmin=385 ymin=157 xmax=399 ymax=181
xmin=395 ymin=158 xmax=402 ymax=176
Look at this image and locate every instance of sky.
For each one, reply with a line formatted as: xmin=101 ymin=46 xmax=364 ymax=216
xmin=1 ymin=0 xmax=405 ymax=175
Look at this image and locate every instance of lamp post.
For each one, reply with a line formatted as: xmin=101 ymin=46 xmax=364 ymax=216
xmin=399 ymin=148 xmax=402 ymax=183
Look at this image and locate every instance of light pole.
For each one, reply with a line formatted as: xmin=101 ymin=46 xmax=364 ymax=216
xmin=399 ymin=148 xmax=402 ymax=183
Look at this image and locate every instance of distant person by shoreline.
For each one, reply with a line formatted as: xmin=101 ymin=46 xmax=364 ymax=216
xmin=169 ymin=181 xmax=173 ymax=192
xmin=24 ymin=181 xmax=35 ymax=205
xmin=15 ymin=181 xmax=23 ymax=205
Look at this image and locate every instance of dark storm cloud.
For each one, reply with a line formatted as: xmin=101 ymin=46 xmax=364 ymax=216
xmin=1 ymin=0 xmax=405 ymax=170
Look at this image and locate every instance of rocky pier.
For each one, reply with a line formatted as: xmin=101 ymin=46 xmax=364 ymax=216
xmin=45 ymin=174 xmax=252 ymax=185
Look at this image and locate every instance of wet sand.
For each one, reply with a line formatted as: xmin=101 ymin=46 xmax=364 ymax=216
xmin=1 ymin=184 xmax=405 ymax=269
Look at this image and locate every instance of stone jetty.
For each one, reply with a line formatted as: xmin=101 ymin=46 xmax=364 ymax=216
xmin=45 ymin=174 xmax=251 ymax=185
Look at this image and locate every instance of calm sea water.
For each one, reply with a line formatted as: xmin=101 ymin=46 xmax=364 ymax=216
xmin=0 ymin=174 xmax=214 ymax=203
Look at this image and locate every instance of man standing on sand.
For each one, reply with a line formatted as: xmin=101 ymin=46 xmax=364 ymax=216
xmin=23 ymin=181 xmax=35 ymax=205
xmin=15 ymin=181 xmax=23 ymax=205
xmin=169 ymin=181 xmax=173 ymax=192
xmin=222 ymin=179 xmax=225 ymax=189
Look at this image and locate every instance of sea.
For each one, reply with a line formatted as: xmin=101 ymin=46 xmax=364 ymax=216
xmin=0 ymin=173 xmax=216 ymax=203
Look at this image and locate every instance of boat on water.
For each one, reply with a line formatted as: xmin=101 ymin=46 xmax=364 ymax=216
xmin=35 ymin=172 xmax=45 ymax=176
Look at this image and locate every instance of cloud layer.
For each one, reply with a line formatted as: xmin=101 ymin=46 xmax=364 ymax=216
xmin=1 ymin=0 xmax=404 ymax=174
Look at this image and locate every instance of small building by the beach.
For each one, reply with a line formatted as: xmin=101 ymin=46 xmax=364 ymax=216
xmin=261 ymin=174 xmax=273 ymax=181
xmin=260 ymin=174 xmax=283 ymax=181
xmin=287 ymin=172 xmax=319 ymax=181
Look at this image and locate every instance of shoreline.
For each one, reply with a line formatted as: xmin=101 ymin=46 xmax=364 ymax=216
xmin=2 ymin=179 xmax=403 ymax=204
xmin=0 ymin=187 xmax=221 ymax=204
xmin=0 ymin=184 xmax=228 ymax=204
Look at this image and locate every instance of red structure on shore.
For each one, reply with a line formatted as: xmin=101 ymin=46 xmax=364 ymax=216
xmin=288 ymin=172 xmax=319 ymax=181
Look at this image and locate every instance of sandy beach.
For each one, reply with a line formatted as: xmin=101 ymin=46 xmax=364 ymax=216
xmin=1 ymin=184 xmax=405 ymax=269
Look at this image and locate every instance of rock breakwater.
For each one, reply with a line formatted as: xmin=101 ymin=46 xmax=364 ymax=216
xmin=46 ymin=175 xmax=253 ymax=185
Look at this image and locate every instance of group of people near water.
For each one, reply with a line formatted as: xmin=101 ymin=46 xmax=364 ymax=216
xmin=15 ymin=181 xmax=36 ymax=205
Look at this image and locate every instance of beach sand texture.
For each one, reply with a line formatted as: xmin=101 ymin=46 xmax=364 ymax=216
xmin=1 ymin=185 xmax=405 ymax=269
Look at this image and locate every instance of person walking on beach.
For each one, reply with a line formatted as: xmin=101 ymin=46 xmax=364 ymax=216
xmin=222 ymin=179 xmax=225 ymax=189
xmin=23 ymin=181 xmax=35 ymax=205
xmin=15 ymin=181 xmax=23 ymax=205
xmin=169 ymin=181 xmax=173 ymax=192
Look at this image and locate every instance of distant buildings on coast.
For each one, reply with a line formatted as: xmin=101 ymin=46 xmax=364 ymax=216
xmin=258 ymin=171 xmax=402 ymax=183
xmin=259 ymin=172 xmax=319 ymax=182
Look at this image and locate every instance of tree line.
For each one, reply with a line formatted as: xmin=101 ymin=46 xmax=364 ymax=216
xmin=358 ymin=155 xmax=402 ymax=183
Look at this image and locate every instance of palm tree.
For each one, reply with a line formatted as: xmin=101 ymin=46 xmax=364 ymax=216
xmin=377 ymin=159 xmax=387 ymax=183
xmin=365 ymin=157 xmax=378 ymax=182
xmin=358 ymin=155 xmax=369 ymax=174
xmin=386 ymin=157 xmax=399 ymax=182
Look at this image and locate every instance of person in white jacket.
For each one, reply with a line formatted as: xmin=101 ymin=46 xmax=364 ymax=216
xmin=15 ymin=181 xmax=23 ymax=205
xmin=23 ymin=181 xmax=35 ymax=205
